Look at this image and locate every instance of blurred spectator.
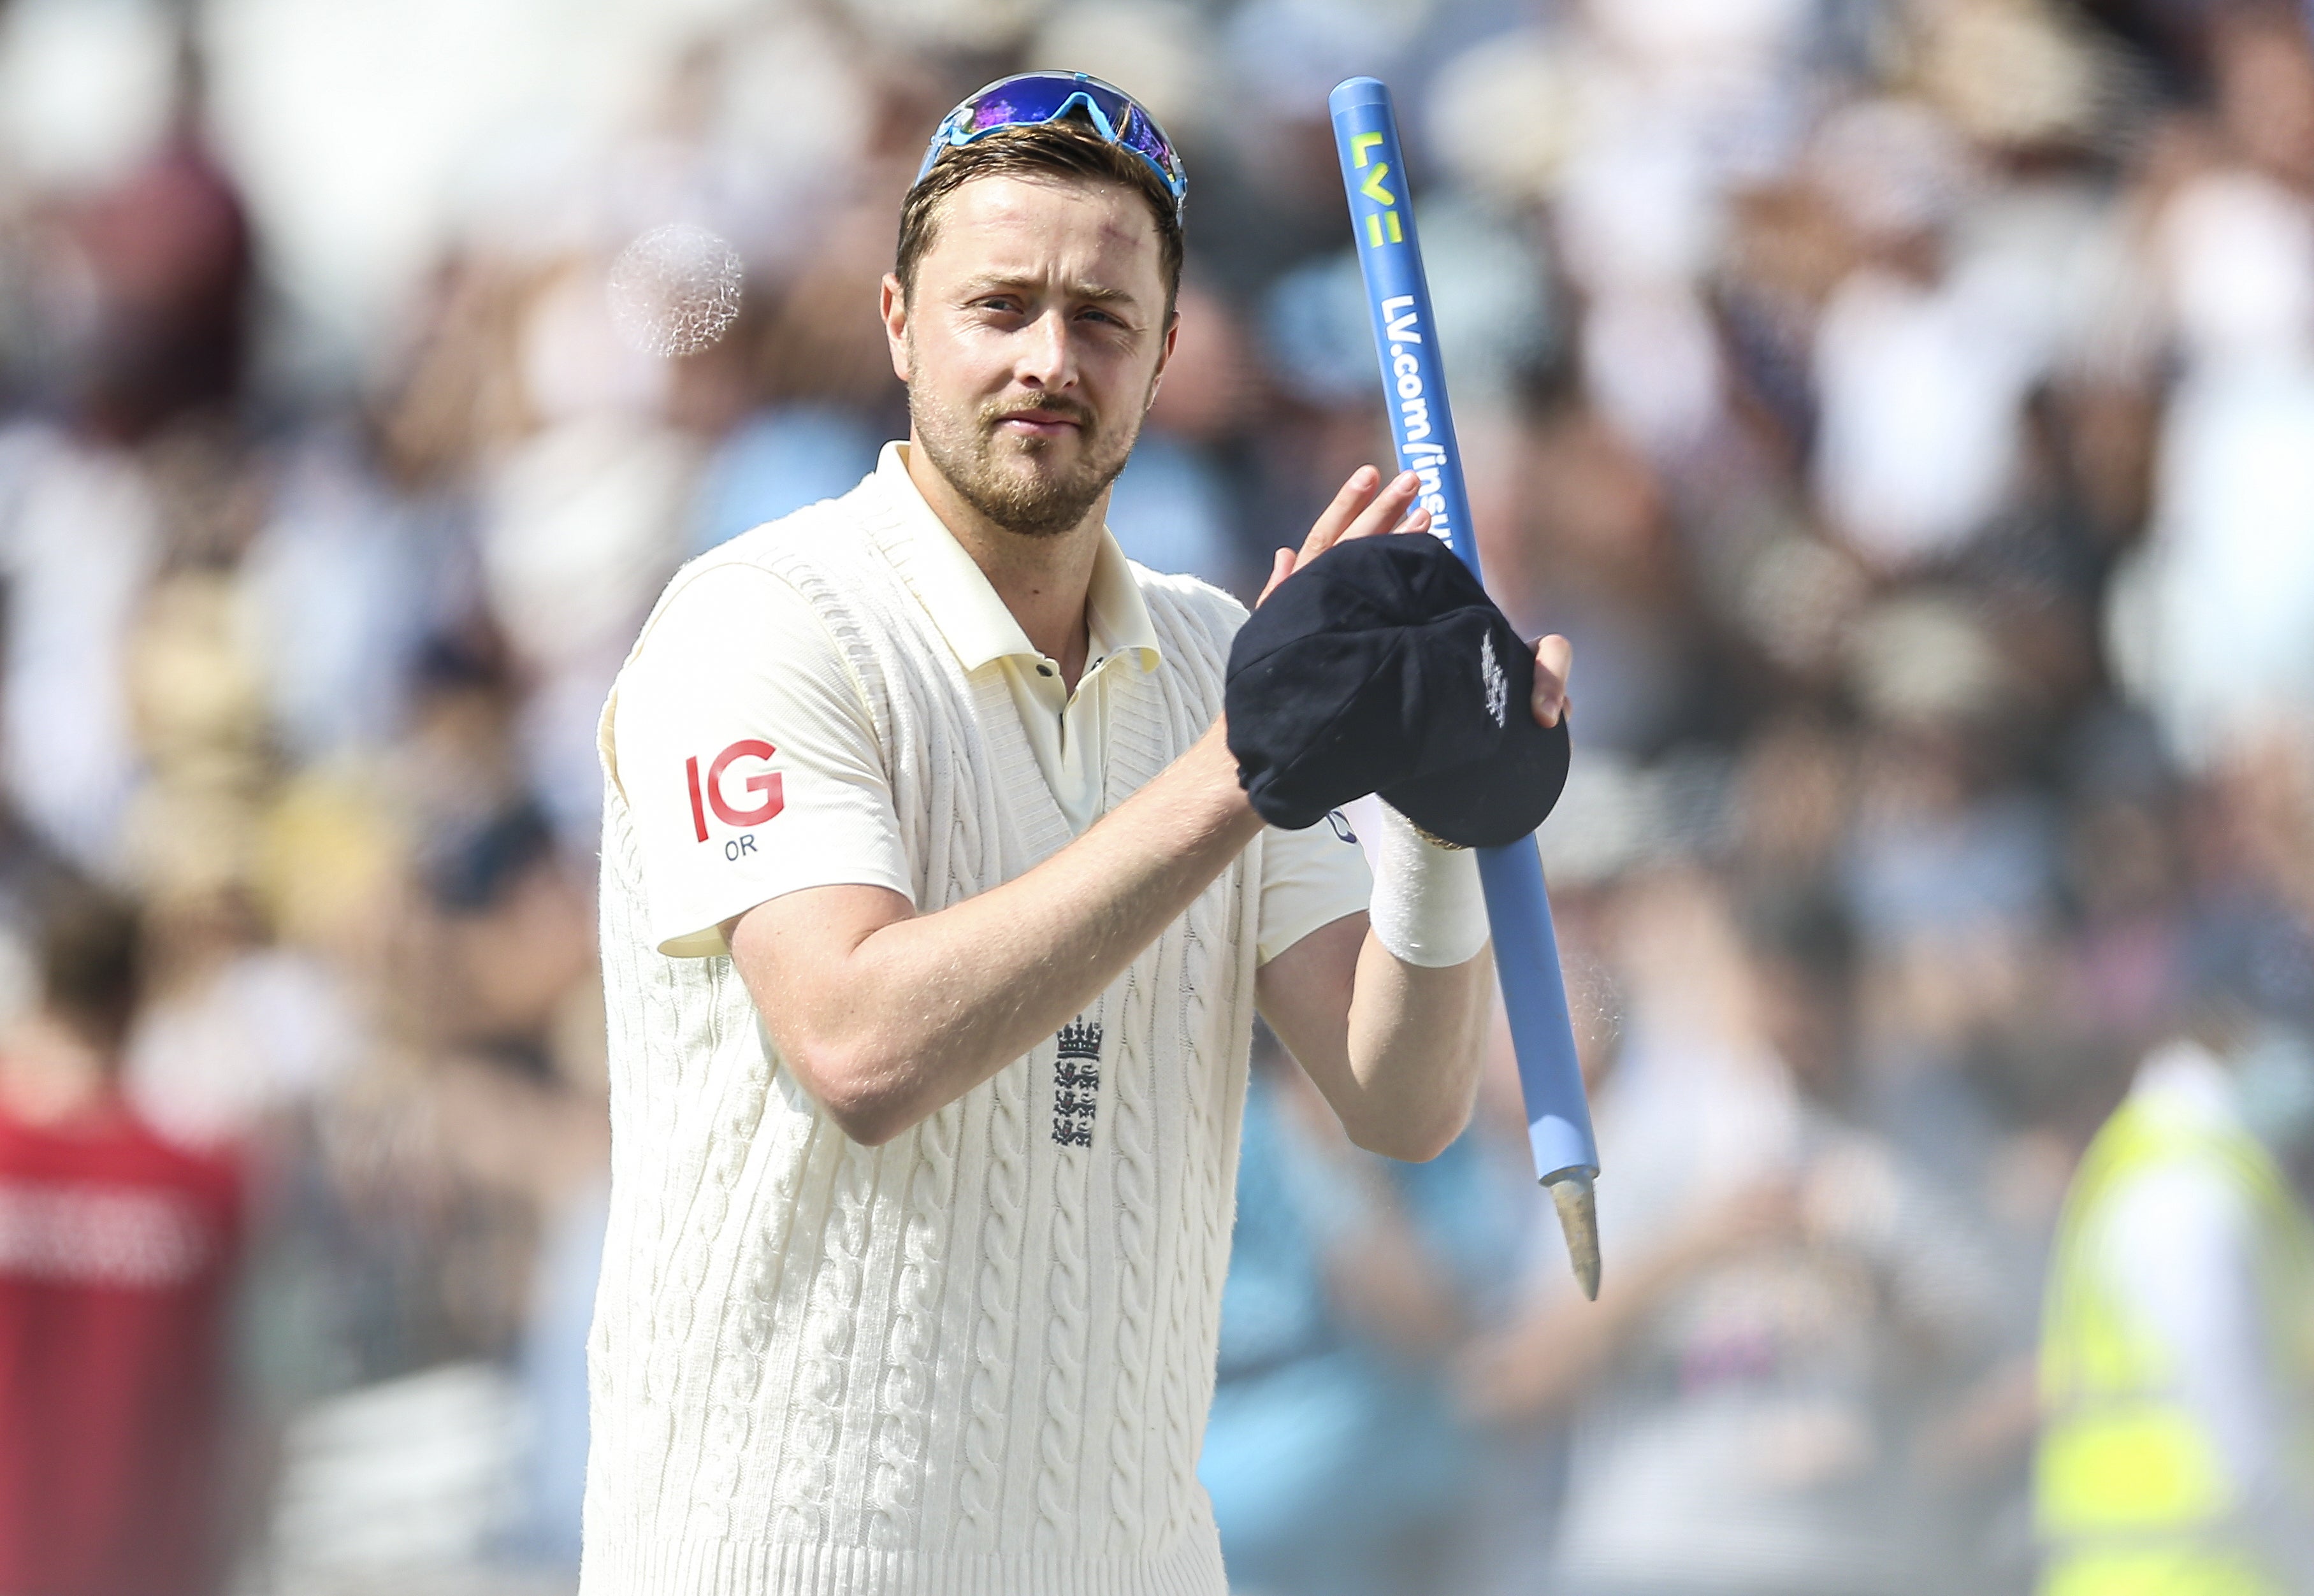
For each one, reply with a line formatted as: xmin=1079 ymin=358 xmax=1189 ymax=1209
xmin=0 ymin=423 xmax=163 ymax=874
xmin=0 ymin=0 xmax=2303 ymax=1585
xmin=1201 ymin=1039 xmax=1509 ymax=1596
xmin=1109 ymin=280 xmax=1262 ymax=589
xmin=2106 ymin=15 xmax=2314 ymax=771
xmin=0 ymin=881 xmax=243 ymax=1596
xmin=690 ymin=403 xmax=881 ymax=552
xmin=239 ymin=428 xmax=479 ymax=765
xmin=1466 ymin=872 xmax=2004 ymax=1596
xmin=688 ymin=205 xmax=900 ymax=552
xmin=2036 ymin=1016 xmax=2314 ymax=1593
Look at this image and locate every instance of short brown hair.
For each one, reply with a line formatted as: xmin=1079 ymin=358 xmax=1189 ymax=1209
xmin=895 ymin=119 xmax=1184 ymax=315
xmin=36 ymin=881 xmax=141 ymax=1054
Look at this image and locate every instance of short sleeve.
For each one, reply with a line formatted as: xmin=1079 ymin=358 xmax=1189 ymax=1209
xmin=609 ymin=564 xmax=911 ymax=958
xmin=1255 ymin=809 xmax=1373 ymax=965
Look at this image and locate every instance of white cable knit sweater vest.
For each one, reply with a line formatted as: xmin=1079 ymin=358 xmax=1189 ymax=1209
xmin=584 ymin=478 xmax=1263 ymax=1596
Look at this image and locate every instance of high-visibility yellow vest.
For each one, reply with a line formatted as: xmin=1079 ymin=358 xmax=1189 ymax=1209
xmin=2036 ymin=1092 xmax=2314 ymax=1596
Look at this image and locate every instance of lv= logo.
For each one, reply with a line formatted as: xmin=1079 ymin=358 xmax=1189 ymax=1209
xmin=1052 ymin=1013 xmax=1103 ymax=1149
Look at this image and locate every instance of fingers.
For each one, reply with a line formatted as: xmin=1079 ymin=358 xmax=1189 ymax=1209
xmin=1304 ymin=467 xmax=1423 ymax=564
xmin=1531 ymin=633 xmax=1572 ymax=728
xmin=1260 ymin=466 xmax=1430 ymax=605
xmin=1301 ymin=464 xmax=1382 ymax=562
xmin=1256 ymin=547 xmax=1296 ymax=607
xmin=1340 ymin=469 xmax=1424 ymax=545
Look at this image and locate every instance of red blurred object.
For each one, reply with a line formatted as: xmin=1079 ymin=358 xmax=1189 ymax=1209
xmin=0 ymin=1098 xmax=242 ymax=1596
xmin=66 ymin=136 xmax=254 ymax=443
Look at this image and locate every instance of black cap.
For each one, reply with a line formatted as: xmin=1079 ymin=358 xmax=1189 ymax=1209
xmin=1225 ymin=533 xmax=1570 ymax=848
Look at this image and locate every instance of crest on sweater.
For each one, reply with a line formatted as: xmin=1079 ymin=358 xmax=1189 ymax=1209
xmin=1052 ymin=1014 xmax=1103 ymax=1148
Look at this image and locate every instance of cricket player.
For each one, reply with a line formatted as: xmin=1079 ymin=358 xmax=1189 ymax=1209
xmin=584 ymin=72 xmax=1570 ymax=1595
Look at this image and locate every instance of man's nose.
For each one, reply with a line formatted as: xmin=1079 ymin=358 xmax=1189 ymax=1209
xmin=1013 ymin=308 xmax=1076 ymax=390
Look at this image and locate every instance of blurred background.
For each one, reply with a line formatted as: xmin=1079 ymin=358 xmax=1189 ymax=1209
xmin=0 ymin=0 xmax=2310 ymax=1592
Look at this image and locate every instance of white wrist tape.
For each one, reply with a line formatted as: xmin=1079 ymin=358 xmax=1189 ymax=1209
xmin=1368 ymin=803 xmax=1489 ymax=967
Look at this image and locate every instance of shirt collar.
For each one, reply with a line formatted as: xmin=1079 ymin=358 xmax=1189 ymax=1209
xmin=875 ymin=442 xmax=1161 ymax=675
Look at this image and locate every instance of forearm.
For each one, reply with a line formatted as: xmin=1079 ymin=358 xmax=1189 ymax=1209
xmin=1336 ymin=801 xmax=1493 ymax=1155
xmin=1260 ymin=909 xmax=1491 ymax=1161
xmin=735 ymin=721 xmax=1264 ymax=1143
xmin=1338 ymin=935 xmax=1492 ymax=1158
xmin=1259 ymin=803 xmax=1494 ymax=1160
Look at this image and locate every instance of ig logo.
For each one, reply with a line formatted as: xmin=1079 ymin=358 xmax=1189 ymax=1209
xmin=686 ymin=740 xmax=784 ymax=858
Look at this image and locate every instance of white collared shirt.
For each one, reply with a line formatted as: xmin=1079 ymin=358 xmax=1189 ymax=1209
xmin=609 ymin=443 xmax=1371 ymax=960
xmin=873 ymin=443 xmax=1159 ymax=835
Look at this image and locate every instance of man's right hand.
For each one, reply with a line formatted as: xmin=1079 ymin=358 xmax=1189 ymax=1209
xmin=1258 ymin=465 xmax=1430 ymax=605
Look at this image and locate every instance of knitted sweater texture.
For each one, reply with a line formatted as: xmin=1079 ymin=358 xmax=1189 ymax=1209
xmin=584 ymin=477 xmax=1262 ymax=1596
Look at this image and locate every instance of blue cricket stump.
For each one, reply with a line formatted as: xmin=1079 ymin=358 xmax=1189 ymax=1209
xmin=1328 ymin=75 xmax=1602 ymax=1297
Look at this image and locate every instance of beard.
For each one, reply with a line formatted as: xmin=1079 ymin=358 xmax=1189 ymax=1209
xmin=908 ymin=372 xmax=1141 ymax=540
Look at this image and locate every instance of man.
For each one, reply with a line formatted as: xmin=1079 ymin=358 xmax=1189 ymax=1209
xmin=1463 ymin=872 xmax=2002 ymax=1596
xmin=0 ymin=883 xmax=243 ymax=1596
xmin=2037 ymin=1020 xmax=2314 ymax=1596
xmin=583 ymin=73 xmax=1570 ymax=1594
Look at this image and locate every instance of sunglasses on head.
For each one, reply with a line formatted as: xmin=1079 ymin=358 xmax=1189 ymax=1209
xmin=916 ymin=71 xmax=1187 ymax=220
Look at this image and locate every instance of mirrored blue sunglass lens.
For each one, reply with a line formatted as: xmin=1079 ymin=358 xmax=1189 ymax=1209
xmin=937 ymin=73 xmax=1182 ymax=206
xmin=965 ymin=76 xmax=1136 ymax=136
xmin=965 ymin=93 xmax=1043 ymax=132
xmin=1121 ymin=120 xmax=1177 ymax=175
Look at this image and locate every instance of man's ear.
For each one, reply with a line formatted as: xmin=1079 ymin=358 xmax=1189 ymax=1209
xmin=881 ymin=272 xmax=911 ymax=382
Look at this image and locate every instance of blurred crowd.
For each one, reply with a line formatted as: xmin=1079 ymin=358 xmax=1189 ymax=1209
xmin=0 ymin=0 xmax=2311 ymax=1592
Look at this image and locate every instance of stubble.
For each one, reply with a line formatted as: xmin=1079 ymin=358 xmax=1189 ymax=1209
xmin=907 ymin=360 xmax=1141 ymax=540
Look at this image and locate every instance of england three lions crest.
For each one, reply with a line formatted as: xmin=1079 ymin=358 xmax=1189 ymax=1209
xmin=1052 ymin=1014 xmax=1102 ymax=1148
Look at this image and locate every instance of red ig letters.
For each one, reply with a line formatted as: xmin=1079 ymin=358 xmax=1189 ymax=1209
xmin=685 ymin=739 xmax=785 ymax=842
